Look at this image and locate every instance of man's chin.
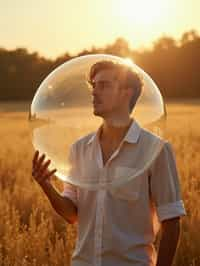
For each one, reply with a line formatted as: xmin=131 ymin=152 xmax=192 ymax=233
xmin=93 ymin=110 xmax=100 ymax=116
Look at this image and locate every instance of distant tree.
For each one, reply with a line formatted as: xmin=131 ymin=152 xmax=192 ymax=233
xmin=104 ymin=38 xmax=132 ymax=57
xmin=153 ymin=36 xmax=177 ymax=51
xmin=53 ymin=52 xmax=72 ymax=68
xmin=0 ymin=29 xmax=200 ymax=100
xmin=180 ymin=30 xmax=200 ymax=46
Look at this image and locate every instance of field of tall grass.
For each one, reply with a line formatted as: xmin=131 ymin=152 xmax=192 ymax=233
xmin=0 ymin=100 xmax=200 ymax=266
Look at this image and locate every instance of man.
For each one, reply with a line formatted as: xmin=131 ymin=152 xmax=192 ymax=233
xmin=32 ymin=60 xmax=187 ymax=266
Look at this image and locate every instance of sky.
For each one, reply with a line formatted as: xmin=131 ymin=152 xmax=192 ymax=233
xmin=1 ymin=0 xmax=200 ymax=59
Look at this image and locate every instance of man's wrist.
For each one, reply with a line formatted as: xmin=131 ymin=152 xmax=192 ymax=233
xmin=40 ymin=179 xmax=52 ymax=191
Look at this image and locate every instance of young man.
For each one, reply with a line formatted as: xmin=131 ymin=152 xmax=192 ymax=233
xmin=32 ymin=60 xmax=186 ymax=266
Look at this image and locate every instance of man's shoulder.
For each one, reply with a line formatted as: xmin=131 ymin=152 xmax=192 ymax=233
xmin=140 ymin=126 xmax=166 ymax=144
xmin=140 ymin=127 xmax=174 ymax=161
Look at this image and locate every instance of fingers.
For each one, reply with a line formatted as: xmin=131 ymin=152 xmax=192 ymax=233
xmin=36 ymin=167 xmax=57 ymax=185
xmin=45 ymin=168 xmax=57 ymax=179
xmin=34 ymin=153 xmax=46 ymax=172
xmin=32 ymin=151 xmax=56 ymax=185
xmin=33 ymin=150 xmax=39 ymax=166
xmin=38 ymin=159 xmax=51 ymax=176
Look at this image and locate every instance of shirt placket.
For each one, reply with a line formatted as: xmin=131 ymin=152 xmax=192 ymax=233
xmin=93 ymin=140 xmax=123 ymax=266
xmin=93 ymin=188 xmax=106 ymax=266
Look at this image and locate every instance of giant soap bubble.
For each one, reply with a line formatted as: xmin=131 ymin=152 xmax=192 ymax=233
xmin=29 ymin=54 xmax=166 ymax=190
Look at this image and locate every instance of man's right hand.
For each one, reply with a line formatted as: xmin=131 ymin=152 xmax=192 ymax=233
xmin=32 ymin=150 xmax=57 ymax=187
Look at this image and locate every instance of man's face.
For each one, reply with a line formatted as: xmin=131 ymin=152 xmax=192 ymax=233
xmin=90 ymin=69 xmax=131 ymax=118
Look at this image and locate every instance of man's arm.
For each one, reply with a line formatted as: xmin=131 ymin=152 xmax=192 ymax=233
xmin=32 ymin=150 xmax=78 ymax=224
xmin=156 ymin=217 xmax=180 ymax=266
xmin=41 ymin=181 xmax=78 ymax=224
xmin=148 ymin=142 xmax=187 ymax=265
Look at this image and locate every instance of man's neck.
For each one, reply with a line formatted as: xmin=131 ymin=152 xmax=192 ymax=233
xmin=100 ymin=117 xmax=133 ymax=145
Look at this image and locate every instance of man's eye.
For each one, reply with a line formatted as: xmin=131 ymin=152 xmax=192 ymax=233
xmin=90 ymin=81 xmax=112 ymax=90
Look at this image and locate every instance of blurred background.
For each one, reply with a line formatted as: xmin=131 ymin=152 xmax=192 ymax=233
xmin=0 ymin=1 xmax=199 ymax=265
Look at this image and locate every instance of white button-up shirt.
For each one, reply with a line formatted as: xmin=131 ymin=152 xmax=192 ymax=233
xmin=62 ymin=120 xmax=187 ymax=266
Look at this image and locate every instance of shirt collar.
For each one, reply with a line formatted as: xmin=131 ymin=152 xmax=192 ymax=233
xmin=86 ymin=119 xmax=141 ymax=145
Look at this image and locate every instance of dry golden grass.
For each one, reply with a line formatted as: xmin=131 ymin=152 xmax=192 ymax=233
xmin=0 ymin=100 xmax=200 ymax=266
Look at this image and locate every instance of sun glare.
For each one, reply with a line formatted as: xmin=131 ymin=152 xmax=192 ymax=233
xmin=123 ymin=57 xmax=134 ymax=66
xmin=115 ymin=0 xmax=166 ymax=27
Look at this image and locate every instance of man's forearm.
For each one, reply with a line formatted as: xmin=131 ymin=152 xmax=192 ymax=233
xmin=156 ymin=218 xmax=180 ymax=266
xmin=41 ymin=181 xmax=78 ymax=224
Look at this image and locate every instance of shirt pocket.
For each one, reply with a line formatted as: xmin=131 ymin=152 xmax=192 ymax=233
xmin=110 ymin=166 xmax=142 ymax=201
xmin=80 ymin=163 xmax=99 ymax=184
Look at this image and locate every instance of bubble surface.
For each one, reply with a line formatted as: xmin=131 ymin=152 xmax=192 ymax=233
xmin=29 ymin=54 xmax=166 ymax=189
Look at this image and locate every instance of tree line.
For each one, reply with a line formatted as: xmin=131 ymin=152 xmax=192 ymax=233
xmin=0 ymin=29 xmax=199 ymax=101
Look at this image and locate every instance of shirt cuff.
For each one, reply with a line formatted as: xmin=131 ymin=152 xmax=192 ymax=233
xmin=61 ymin=191 xmax=78 ymax=206
xmin=156 ymin=200 xmax=187 ymax=222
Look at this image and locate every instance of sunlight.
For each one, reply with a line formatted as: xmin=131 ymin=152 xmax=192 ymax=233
xmin=123 ymin=57 xmax=135 ymax=67
xmin=115 ymin=0 xmax=167 ymax=27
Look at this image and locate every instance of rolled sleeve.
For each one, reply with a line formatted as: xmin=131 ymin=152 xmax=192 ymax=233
xmin=149 ymin=141 xmax=187 ymax=222
xmin=62 ymin=182 xmax=78 ymax=206
xmin=61 ymin=144 xmax=78 ymax=206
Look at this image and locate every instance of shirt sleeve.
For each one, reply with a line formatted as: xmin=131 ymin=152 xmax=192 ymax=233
xmin=149 ymin=141 xmax=187 ymax=222
xmin=61 ymin=143 xmax=78 ymax=206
